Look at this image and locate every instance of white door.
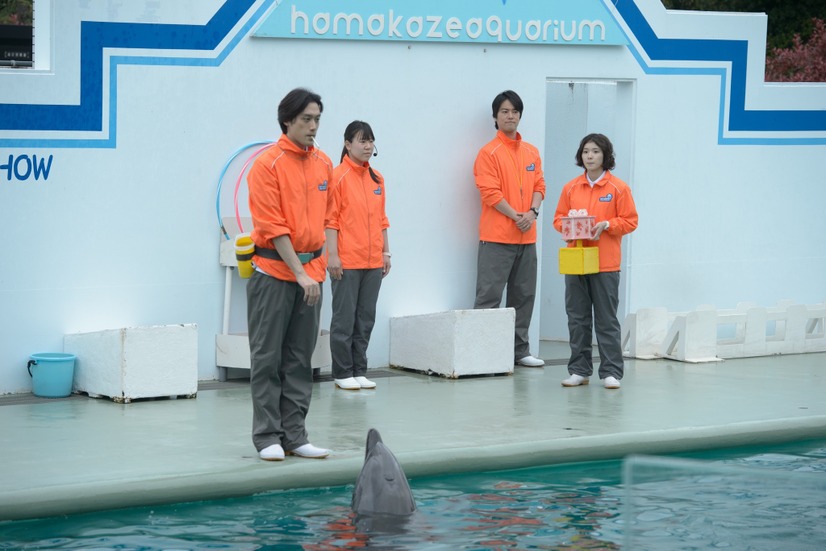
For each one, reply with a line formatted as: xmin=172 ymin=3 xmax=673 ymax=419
xmin=540 ymin=79 xmax=636 ymax=342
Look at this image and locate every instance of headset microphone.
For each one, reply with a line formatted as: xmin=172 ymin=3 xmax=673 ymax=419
xmin=372 ymin=145 xmax=379 ymax=157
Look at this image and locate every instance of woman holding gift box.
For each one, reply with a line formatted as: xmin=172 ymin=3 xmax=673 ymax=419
xmin=553 ymin=133 xmax=638 ymax=389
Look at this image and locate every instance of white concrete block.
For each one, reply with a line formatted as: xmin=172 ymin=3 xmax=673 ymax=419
xmin=716 ymin=305 xmax=767 ymax=359
xmin=390 ymin=308 xmax=515 ymax=378
xmin=622 ymin=307 xmax=668 ymax=359
xmin=741 ymin=307 xmax=769 ymax=357
xmin=660 ymin=310 xmax=719 ymax=363
xmin=628 ymin=301 xmax=826 ymax=363
xmin=777 ymin=304 xmax=807 ymax=355
xmin=64 ymin=324 xmax=198 ymax=403
xmin=803 ymin=304 xmax=826 ymax=353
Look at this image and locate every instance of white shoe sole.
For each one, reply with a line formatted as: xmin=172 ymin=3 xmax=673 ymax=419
xmin=286 ymin=450 xmax=330 ymax=459
xmin=335 ymin=378 xmax=361 ymax=390
xmin=355 ymin=378 xmax=376 ymax=389
xmin=259 ymin=454 xmax=284 ymax=461
xmin=259 ymin=444 xmax=285 ymax=461
xmin=561 ymin=378 xmax=589 ymax=387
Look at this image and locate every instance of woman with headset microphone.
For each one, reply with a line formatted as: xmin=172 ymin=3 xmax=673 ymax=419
xmin=325 ymin=121 xmax=391 ymax=390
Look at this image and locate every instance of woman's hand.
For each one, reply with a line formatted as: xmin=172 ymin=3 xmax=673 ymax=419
xmin=591 ymin=221 xmax=609 ymax=240
xmin=327 ymin=254 xmax=343 ymax=280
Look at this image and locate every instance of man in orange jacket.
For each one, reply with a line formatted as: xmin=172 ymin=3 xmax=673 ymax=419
xmin=246 ymin=88 xmax=333 ymax=461
xmin=473 ymin=90 xmax=546 ymax=367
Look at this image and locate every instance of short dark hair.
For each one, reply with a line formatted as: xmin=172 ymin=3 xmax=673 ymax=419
xmin=492 ymin=90 xmax=523 ymax=130
xmin=575 ymin=133 xmax=616 ymax=171
xmin=278 ymin=88 xmax=323 ymax=134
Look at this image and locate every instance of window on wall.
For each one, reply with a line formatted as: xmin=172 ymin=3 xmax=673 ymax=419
xmin=0 ymin=0 xmax=34 ymax=67
xmin=0 ymin=0 xmax=34 ymax=68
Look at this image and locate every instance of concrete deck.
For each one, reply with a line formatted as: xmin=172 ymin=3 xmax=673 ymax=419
xmin=2 ymin=342 xmax=825 ymax=521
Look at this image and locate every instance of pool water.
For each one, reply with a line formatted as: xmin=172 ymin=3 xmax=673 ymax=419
xmin=1 ymin=439 xmax=825 ymax=550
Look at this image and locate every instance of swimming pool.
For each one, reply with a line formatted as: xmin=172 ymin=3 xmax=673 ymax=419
xmin=1 ymin=439 xmax=824 ymax=550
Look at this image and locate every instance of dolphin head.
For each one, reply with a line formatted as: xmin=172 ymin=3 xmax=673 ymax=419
xmin=351 ymin=428 xmax=416 ymax=517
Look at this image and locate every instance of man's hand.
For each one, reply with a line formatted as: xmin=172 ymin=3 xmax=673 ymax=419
xmin=296 ymin=273 xmax=321 ymax=305
xmin=515 ymin=210 xmax=536 ymax=232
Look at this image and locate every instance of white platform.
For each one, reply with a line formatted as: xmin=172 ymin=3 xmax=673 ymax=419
xmin=216 ymin=330 xmax=332 ymax=374
xmin=64 ymin=324 xmax=198 ymax=403
xmin=622 ymin=301 xmax=826 ymax=362
xmin=389 ymin=308 xmax=515 ymax=378
xmin=216 ymin=216 xmax=333 ymax=380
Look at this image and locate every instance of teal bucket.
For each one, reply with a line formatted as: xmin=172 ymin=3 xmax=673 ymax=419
xmin=27 ymin=353 xmax=76 ymax=398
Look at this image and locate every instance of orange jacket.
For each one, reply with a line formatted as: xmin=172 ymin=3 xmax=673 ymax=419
xmin=474 ymin=130 xmax=546 ymax=244
xmin=553 ymin=171 xmax=638 ymax=272
xmin=326 ymin=155 xmax=390 ymax=269
xmin=248 ymin=134 xmax=333 ymax=282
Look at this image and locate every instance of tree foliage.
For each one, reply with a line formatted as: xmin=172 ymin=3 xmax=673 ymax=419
xmin=3 ymin=1 xmax=824 ymax=81
xmin=765 ymin=18 xmax=826 ymax=82
xmin=0 ymin=0 xmax=32 ymax=26
xmin=661 ymin=0 xmax=826 ymax=51
xmin=662 ymin=0 xmax=826 ymax=82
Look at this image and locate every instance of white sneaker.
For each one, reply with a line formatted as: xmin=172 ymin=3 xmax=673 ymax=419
xmin=516 ymin=355 xmax=545 ymax=367
xmin=335 ymin=377 xmax=360 ymax=390
xmin=603 ymin=376 xmax=621 ymax=389
xmin=259 ymin=443 xmax=285 ymax=461
xmin=287 ymin=443 xmax=330 ymax=459
xmin=355 ymin=376 xmax=376 ymax=389
xmin=562 ymin=374 xmax=590 ymax=387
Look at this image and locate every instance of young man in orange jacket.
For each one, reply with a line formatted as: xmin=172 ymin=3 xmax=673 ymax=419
xmin=247 ymin=88 xmax=333 ymax=461
xmin=473 ymin=90 xmax=546 ymax=367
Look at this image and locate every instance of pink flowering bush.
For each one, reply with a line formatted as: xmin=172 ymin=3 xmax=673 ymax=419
xmin=765 ymin=18 xmax=826 ymax=82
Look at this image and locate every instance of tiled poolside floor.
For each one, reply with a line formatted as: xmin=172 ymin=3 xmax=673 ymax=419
xmin=2 ymin=342 xmax=825 ymax=521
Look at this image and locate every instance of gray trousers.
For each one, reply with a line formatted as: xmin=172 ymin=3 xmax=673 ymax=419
xmin=474 ymin=241 xmax=537 ymax=361
xmin=330 ymin=268 xmax=383 ymax=379
xmin=247 ymin=270 xmax=321 ymax=452
xmin=564 ymin=271 xmax=623 ymax=379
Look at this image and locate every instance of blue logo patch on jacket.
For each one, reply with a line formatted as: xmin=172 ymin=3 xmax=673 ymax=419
xmin=318 ymin=180 xmax=328 ymax=191
xmin=599 ymin=193 xmax=613 ymax=202
xmin=526 ymin=163 xmax=535 ymax=171
xmin=373 ymin=186 xmax=382 ymax=195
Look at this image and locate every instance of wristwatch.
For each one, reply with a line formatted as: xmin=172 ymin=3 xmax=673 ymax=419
xmin=530 ymin=207 xmax=540 ymax=217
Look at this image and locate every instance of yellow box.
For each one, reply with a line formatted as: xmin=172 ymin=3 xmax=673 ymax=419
xmin=559 ymin=244 xmax=599 ymax=275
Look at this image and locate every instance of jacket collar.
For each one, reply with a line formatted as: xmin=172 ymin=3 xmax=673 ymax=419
xmin=579 ymin=169 xmax=612 ymax=187
xmin=496 ymin=129 xmax=522 ymax=145
xmin=342 ymin=154 xmax=369 ymax=173
xmin=278 ymin=134 xmax=315 ymax=156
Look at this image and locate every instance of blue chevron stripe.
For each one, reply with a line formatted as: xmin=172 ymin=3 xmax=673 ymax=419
xmin=611 ymin=0 xmax=826 ymax=143
xmin=3 ymin=0 xmax=823 ymax=147
xmin=0 ymin=0 xmax=272 ymax=148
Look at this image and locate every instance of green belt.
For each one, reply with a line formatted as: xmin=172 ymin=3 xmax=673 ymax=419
xmin=254 ymin=246 xmax=323 ymax=264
